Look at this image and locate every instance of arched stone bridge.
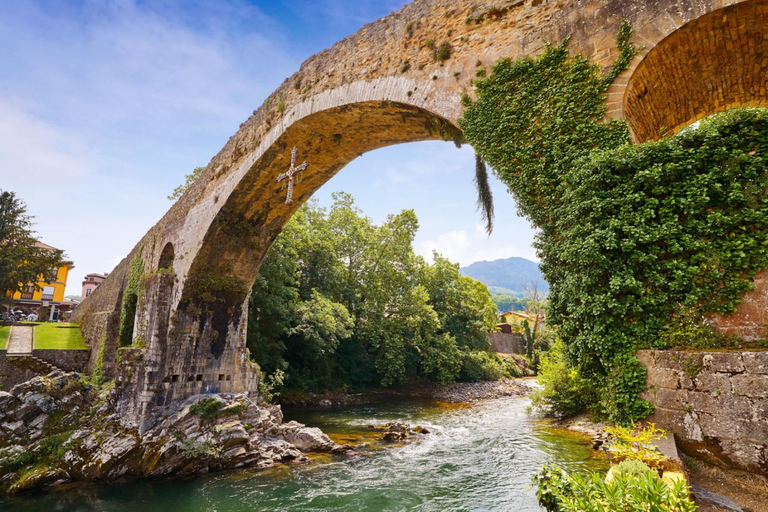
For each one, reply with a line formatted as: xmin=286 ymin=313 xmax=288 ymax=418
xmin=72 ymin=0 xmax=768 ymax=427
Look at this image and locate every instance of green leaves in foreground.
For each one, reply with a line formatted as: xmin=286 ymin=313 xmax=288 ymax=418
xmin=534 ymin=464 xmax=697 ymax=512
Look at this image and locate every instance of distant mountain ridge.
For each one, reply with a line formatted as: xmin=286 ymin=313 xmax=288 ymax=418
xmin=460 ymin=257 xmax=548 ymax=297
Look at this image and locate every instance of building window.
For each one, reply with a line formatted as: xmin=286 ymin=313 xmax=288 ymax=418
xmin=47 ymin=267 xmax=59 ymax=281
xmin=41 ymin=286 xmax=55 ymax=301
xmin=86 ymin=289 xmax=92 ymax=297
xmin=20 ymin=284 xmax=35 ymax=300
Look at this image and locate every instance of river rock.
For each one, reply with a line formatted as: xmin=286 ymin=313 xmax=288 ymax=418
xmin=0 ymin=371 xmax=342 ymax=495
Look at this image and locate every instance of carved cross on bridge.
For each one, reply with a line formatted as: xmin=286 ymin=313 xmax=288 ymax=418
xmin=276 ymin=146 xmax=308 ymax=204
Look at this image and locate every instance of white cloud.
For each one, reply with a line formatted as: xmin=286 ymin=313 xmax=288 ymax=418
xmin=416 ymin=230 xmax=470 ymax=262
xmin=416 ymin=228 xmax=538 ymax=267
xmin=0 ymin=100 xmax=94 ymax=182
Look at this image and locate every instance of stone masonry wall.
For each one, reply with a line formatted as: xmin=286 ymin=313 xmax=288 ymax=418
xmin=489 ymin=332 xmax=526 ymax=354
xmin=638 ymin=349 xmax=768 ymax=475
xmin=0 ymin=349 xmax=90 ymax=391
xmin=710 ymin=268 xmax=768 ymax=341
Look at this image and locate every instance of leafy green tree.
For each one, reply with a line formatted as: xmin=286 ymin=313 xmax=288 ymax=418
xmin=0 ymin=191 xmax=66 ymax=313
xmin=290 ymin=290 xmax=353 ymax=358
xmin=247 ymin=193 xmax=506 ymax=394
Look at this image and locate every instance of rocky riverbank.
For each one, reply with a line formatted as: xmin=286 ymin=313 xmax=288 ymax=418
xmin=0 ymin=371 xmax=344 ymax=495
xmin=280 ymin=377 xmax=534 ymax=407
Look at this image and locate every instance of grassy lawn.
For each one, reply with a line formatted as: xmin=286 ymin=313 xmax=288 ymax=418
xmin=27 ymin=322 xmax=86 ymax=350
xmin=0 ymin=326 xmax=9 ymax=350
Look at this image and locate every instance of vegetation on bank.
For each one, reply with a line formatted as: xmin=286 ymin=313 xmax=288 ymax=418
xmin=247 ymin=193 xmax=520 ymax=396
xmin=535 ymin=464 xmax=696 ymax=512
xmin=460 ymin=19 xmax=768 ymax=424
xmin=0 ymin=326 xmax=8 ymax=349
xmin=535 ymin=424 xmax=697 ymax=511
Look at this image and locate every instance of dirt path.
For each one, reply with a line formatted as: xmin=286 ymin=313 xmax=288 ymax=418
xmin=6 ymin=325 xmax=33 ymax=355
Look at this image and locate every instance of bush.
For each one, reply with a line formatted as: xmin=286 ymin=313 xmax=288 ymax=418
xmin=459 ymin=351 xmax=523 ymax=381
xmin=459 ymin=351 xmax=505 ymax=381
xmin=604 ymin=423 xmax=667 ymax=468
xmin=534 ymin=464 xmax=697 ymax=512
xmin=614 ymin=459 xmax=655 ymax=478
xmin=529 ymin=339 xmax=594 ymax=418
xmin=189 ymin=397 xmax=223 ymax=420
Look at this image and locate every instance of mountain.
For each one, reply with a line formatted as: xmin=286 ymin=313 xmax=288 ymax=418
xmin=460 ymin=257 xmax=548 ymax=297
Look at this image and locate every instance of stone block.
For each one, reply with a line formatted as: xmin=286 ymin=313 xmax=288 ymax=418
xmin=721 ymin=439 xmax=767 ymax=473
xmin=743 ymin=352 xmax=768 ymax=375
xmin=686 ymin=391 xmax=753 ymax=418
xmin=731 ymin=374 xmax=768 ymax=399
xmin=647 ymin=366 xmax=680 ymax=389
xmin=654 ymin=388 xmax=689 ymax=410
xmin=698 ymin=412 xmax=739 ymax=440
xmin=655 ymin=351 xmax=702 ymax=372
xmin=636 ymin=349 xmax=655 ymax=369
xmin=692 ymin=372 xmax=732 ymax=393
xmin=703 ymin=352 xmax=745 ymax=373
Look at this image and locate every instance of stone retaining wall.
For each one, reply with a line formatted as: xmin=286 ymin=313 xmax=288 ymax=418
xmin=638 ymin=349 xmax=768 ymax=475
xmin=0 ymin=349 xmax=90 ymax=391
xmin=489 ymin=332 xmax=525 ymax=355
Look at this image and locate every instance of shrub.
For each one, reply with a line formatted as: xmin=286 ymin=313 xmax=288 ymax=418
xmin=529 ymin=339 xmax=594 ymax=418
xmin=459 ymin=351 xmax=505 ymax=381
xmin=258 ymin=369 xmax=285 ymax=404
xmin=436 ymin=42 xmax=452 ymax=62
xmin=459 ymin=351 xmax=524 ymax=382
xmin=614 ymin=459 xmax=655 ymax=479
xmin=604 ymin=423 xmax=667 ymax=468
xmin=189 ymin=397 xmax=223 ymax=420
xmin=535 ymin=464 xmax=697 ymax=512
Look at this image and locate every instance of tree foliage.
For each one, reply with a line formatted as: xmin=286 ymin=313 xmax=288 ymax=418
xmin=460 ymin=20 xmax=768 ymax=424
xmin=0 ymin=190 xmax=66 ymax=309
xmin=247 ymin=193 xmax=503 ymax=392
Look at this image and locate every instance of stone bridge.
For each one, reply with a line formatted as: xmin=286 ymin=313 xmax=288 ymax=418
xmin=73 ymin=0 xmax=768 ymax=428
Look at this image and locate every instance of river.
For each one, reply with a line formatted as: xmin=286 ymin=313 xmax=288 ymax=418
xmin=0 ymin=394 xmax=608 ymax=511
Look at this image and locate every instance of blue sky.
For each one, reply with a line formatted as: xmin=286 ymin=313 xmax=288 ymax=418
xmin=0 ymin=0 xmax=537 ymax=295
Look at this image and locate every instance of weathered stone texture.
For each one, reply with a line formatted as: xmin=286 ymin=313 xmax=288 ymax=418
xmin=70 ymin=0 xmax=767 ymax=427
xmin=489 ymin=332 xmax=526 ymax=354
xmin=0 ymin=349 xmax=89 ymax=392
xmin=640 ymin=349 xmax=768 ymax=475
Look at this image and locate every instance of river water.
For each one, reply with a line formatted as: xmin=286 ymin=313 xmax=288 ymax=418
xmin=1 ymin=394 xmax=608 ymax=511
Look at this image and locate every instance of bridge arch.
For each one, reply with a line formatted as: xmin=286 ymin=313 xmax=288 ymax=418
xmin=624 ymin=0 xmax=768 ymax=142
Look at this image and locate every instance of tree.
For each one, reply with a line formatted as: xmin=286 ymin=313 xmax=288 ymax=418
xmin=0 ymin=191 xmax=66 ymax=313
xmin=168 ymin=166 xmax=205 ymax=201
xmin=247 ymin=194 xmax=509 ymax=393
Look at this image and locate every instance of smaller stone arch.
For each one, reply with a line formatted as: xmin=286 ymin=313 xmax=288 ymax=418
xmin=158 ymin=242 xmax=175 ymax=270
xmin=624 ymin=0 xmax=768 ymax=142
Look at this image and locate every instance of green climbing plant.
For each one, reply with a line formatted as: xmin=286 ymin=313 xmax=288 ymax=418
xmin=460 ymin=19 xmax=768 ymax=424
xmin=118 ymin=250 xmax=145 ymax=347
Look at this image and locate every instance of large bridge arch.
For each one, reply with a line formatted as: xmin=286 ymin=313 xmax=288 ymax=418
xmin=71 ymin=0 xmax=766 ymax=426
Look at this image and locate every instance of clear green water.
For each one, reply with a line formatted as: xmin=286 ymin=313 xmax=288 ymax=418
xmin=0 ymin=395 xmax=607 ymax=511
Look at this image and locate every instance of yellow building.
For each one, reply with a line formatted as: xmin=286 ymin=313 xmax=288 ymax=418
xmin=498 ymin=310 xmax=532 ymax=334
xmin=9 ymin=242 xmax=74 ymax=314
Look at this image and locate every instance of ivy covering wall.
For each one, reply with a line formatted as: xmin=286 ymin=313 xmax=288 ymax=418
xmin=460 ymin=21 xmax=768 ymax=423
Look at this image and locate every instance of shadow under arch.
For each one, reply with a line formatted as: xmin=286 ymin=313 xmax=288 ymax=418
xmin=624 ymin=0 xmax=768 ymax=142
xmin=174 ymin=100 xmax=463 ymax=357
